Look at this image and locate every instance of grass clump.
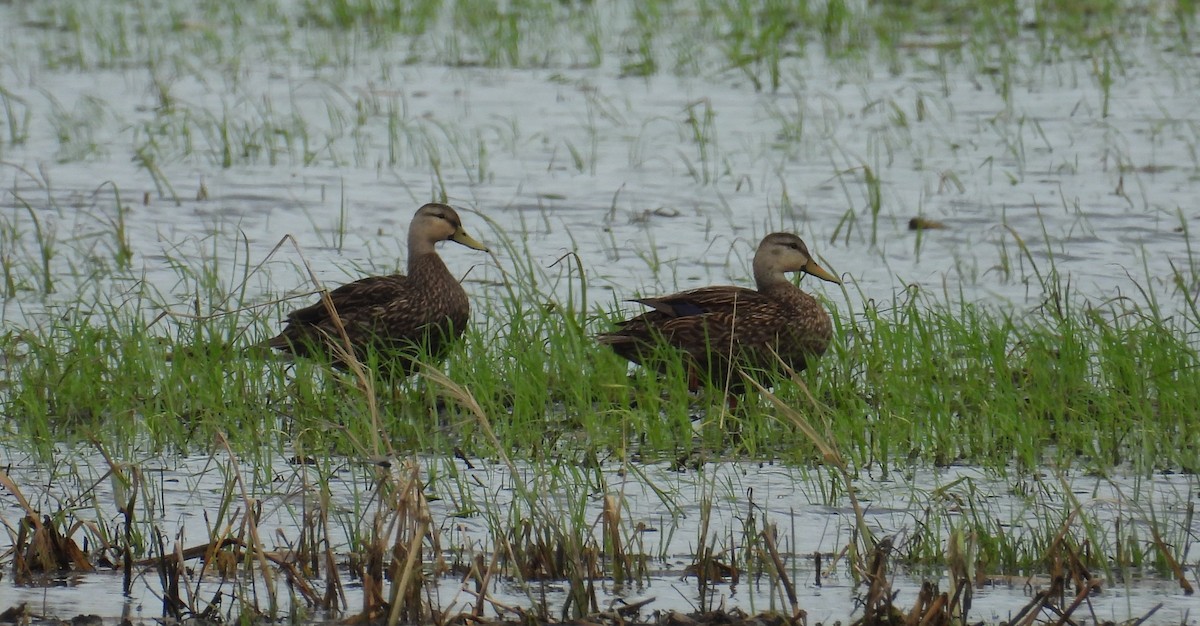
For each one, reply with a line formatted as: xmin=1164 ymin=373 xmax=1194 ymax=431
xmin=2 ymin=236 xmax=1198 ymax=475
xmin=816 ymin=282 xmax=1200 ymax=473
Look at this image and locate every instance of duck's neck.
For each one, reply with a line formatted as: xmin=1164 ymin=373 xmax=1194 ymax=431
xmin=408 ymin=228 xmax=439 ymax=257
xmin=754 ymin=268 xmax=792 ymax=291
xmin=408 ymin=250 xmax=452 ymax=283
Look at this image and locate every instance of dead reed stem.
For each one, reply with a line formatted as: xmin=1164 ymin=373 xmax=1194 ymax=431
xmin=215 ymin=432 xmax=278 ymax=612
xmin=760 ymin=525 xmax=801 ymax=619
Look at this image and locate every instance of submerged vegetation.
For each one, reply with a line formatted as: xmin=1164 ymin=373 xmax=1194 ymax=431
xmin=1 ymin=0 xmax=1199 ymax=623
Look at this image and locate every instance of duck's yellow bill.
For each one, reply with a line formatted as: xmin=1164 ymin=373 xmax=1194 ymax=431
xmin=452 ymin=229 xmax=489 ymax=252
xmin=804 ymin=261 xmax=841 ymax=284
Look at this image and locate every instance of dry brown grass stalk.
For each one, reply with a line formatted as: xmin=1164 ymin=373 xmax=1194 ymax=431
xmin=1 ymin=470 xmax=94 ymax=577
xmin=1149 ymin=522 xmax=1194 ymax=595
xmin=742 ymin=371 xmax=875 ymax=563
xmin=853 ymin=538 xmax=901 ymax=626
xmin=386 ymin=460 xmax=435 ymax=626
xmin=214 ymin=433 xmax=278 ymax=612
xmin=760 ymin=525 xmax=801 ymax=619
xmin=13 ymin=513 xmax=94 ymax=576
xmin=602 ymin=494 xmax=631 ymax=584
xmin=422 ymin=364 xmax=600 ymax=619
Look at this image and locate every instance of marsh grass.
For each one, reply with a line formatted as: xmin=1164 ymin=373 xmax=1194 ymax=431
xmin=824 ymin=284 xmax=1200 ymax=472
xmin=3 ymin=0 xmax=1200 ymax=619
xmin=1 ymin=311 xmax=1196 ymax=621
xmin=0 ymin=86 xmax=32 ymax=149
xmin=1 ymin=196 xmax=1198 ymax=475
xmin=9 ymin=0 xmax=1162 ymax=87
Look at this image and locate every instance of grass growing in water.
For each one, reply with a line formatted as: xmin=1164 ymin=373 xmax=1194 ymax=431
xmin=0 ymin=206 xmax=1195 ymax=621
xmin=1 ymin=207 xmax=1197 ymax=476
xmin=2 ymin=0 xmax=1200 ymax=619
xmin=8 ymin=0 xmax=1170 ymax=84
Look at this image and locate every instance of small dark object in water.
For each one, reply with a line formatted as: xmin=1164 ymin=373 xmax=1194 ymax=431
xmin=265 ymin=203 xmax=488 ymax=378
xmin=598 ymin=233 xmax=840 ymax=396
xmin=908 ymin=217 xmax=947 ymax=231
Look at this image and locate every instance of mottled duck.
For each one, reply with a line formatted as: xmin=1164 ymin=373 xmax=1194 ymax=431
xmin=267 ymin=202 xmax=488 ymax=377
xmin=598 ymin=232 xmax=840 ymax=395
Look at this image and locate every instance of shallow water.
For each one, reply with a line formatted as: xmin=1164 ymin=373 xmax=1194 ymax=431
xmin=2 ymin=1 xmax=1200 ymax=623
xmin=0 ymin=4 xmax=1197 ymax=324
xmin=1 ymin=450 xmax=1197 ymax=624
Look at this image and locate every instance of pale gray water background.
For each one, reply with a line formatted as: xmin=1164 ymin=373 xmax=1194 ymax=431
xmin=1 ymin=0 xmax=1200 ymax=623
xmin=0 ymin=3 xmax=1197 ymax=321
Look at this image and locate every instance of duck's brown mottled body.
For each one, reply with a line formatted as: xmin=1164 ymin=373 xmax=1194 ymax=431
xmin=267 ymin=203 xmax=487 ymax=378
xmin=598 ymin=232 xmax=839 ymax=394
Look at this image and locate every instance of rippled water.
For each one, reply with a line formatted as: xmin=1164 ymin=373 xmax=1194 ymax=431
xmin=2 ymin=450 xmax=1197 ymax=624
xmin=0 ymin=5 xmax=1196 ymax=322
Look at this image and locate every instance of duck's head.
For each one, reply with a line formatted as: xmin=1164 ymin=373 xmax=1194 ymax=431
xmin=410 ymin=203 xmax=489 ymax=253
xmin=753 ymin=232 xmax=840 ymax=287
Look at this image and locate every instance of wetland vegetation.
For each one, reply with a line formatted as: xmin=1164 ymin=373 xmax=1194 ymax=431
xmin=0 ymin=0 xmax=1199 ymax=624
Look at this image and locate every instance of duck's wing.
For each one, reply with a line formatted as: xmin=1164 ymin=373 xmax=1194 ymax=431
xmin=284 ymin=275 xmax=408 ymax=326
xmin=647 ymin=288 xmax=789 ymax=345
xmin=602 ymin=286 xmax=786 ymax=347
xmin=631 ymin=286 xmax=764 ymax=318
xmin=268 ymin=274 xmax=413 ymax=352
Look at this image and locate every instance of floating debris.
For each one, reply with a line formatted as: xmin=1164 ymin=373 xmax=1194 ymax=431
xmin=908 ymin=217 xmax=948 ymax=231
